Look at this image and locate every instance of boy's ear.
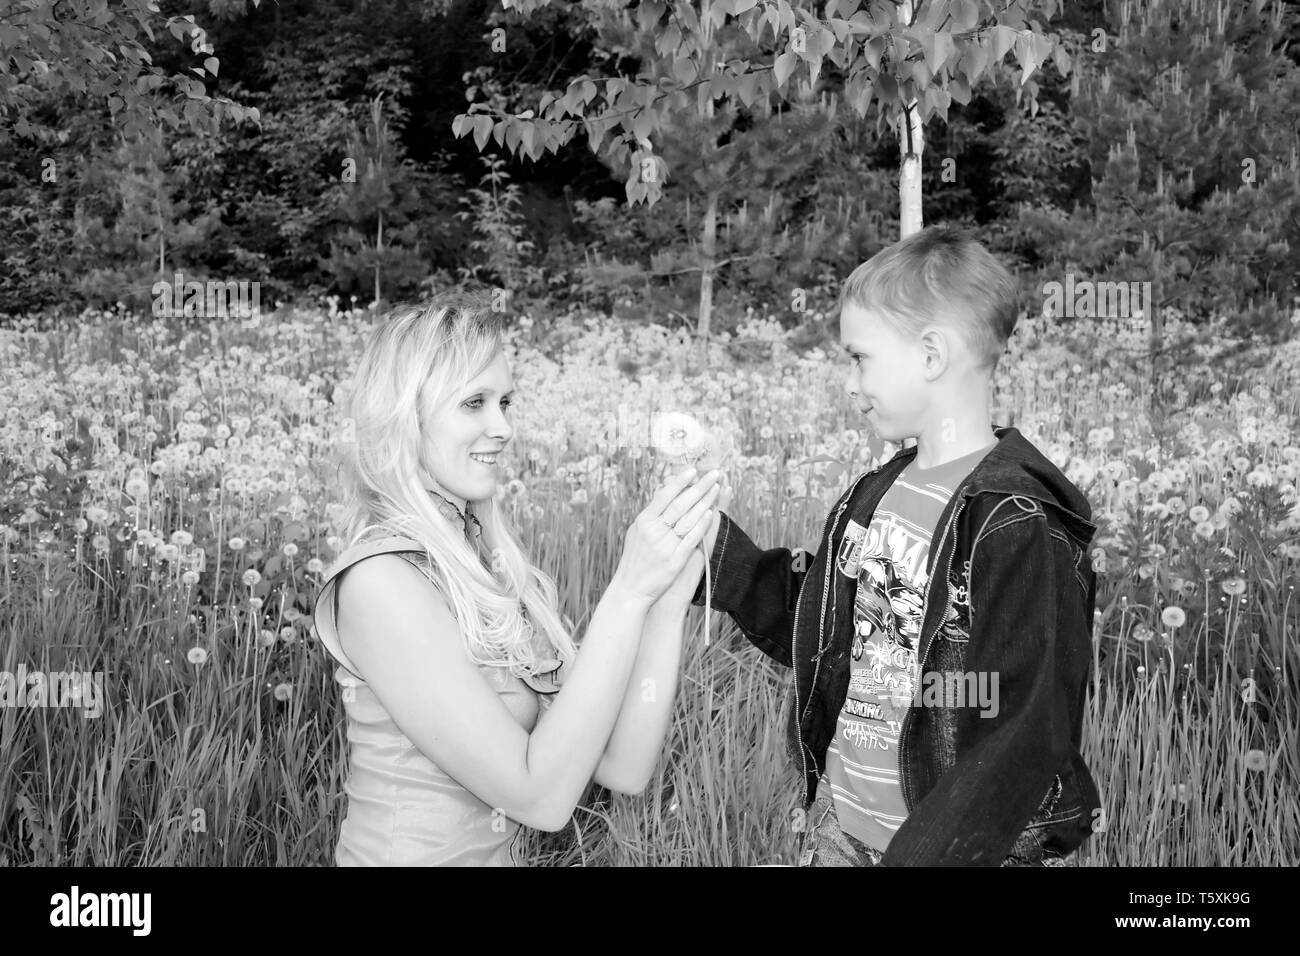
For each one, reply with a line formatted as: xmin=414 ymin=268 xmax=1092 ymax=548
xmin=918 ymin=327 xmax=949 ymax=381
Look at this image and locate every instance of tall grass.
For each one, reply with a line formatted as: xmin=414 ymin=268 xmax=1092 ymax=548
xmin=1082 ymin=622 xmax=1298 ymax=866
xmin=1 ymin=305 xmax=1297 ymax=865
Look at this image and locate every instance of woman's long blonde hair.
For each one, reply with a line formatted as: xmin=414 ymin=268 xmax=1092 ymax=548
xmin=335 ymin=291 xmax=576 ymax=677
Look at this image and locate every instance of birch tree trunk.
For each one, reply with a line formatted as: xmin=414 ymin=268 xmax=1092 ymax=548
xmin=698 ymin=190 xmax=717 ymax=340
xmin=696 ymin=1 xmax=717 ymax=342
xmin=374 ymin=209 xmax=384 ymax=309
xmin=899 ymin=0 xmax=924 ymax=239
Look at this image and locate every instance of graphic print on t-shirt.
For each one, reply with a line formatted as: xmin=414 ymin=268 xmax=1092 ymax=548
xmin=823 ymin=444 xmax=994 ymax=853
xmin=839 ymin=514 xmax=929 ymax=721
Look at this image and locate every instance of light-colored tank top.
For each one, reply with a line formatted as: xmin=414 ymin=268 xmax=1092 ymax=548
xmin=312 ymin=534 xmax=567 ymax=866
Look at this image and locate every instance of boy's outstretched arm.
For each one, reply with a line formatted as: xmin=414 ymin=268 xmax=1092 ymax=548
xmin=688 ymin=500 xmax=812 ymax=668
xmin=882 ymin=506 xmax=1091 ymax=866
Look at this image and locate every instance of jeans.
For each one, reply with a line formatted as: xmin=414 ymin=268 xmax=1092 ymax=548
xmin=798 ymin=778 xmax=1081 ymax=867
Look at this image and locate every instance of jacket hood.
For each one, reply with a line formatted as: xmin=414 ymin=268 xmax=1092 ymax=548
xmin=878 ymin=426 xmax=1096 ymax=550
xmin=965 ymin=426 xmax=1097 ymax=550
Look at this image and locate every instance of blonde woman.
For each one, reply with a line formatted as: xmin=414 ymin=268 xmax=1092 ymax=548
xmin=312 ymin=293 xmax=721 ymax=866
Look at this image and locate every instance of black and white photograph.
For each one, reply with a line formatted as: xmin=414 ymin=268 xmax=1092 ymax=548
xmin=0 ymin=0 xmax=1296 ymax=907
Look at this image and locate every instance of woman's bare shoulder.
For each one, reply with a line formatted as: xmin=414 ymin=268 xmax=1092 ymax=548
xmin=335 ymin=552 xmax=450 ymax=629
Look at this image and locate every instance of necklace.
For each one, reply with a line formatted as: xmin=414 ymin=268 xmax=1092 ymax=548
xmin=426 ymin=489 xmax=554 ymax=677
xmin=426 ymin=487 xmax=483 ymax=542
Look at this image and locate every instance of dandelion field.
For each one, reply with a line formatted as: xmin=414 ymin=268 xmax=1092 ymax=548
xmin=1 ymin=304 xmax=1298 ymax=866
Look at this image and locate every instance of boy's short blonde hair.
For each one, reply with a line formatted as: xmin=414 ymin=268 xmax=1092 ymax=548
xmin=839 ymin=226 xmax=1020 ymax=370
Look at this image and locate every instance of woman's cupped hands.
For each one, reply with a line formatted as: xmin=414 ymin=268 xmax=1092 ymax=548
xmin=613 ymin=467 xmax=723 ymax=605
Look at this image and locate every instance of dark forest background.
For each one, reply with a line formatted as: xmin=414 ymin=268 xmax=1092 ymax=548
xmin=2 ymin=0 xmax=1298 ymax=340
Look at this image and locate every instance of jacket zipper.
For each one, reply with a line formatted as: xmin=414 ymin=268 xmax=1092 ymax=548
xmin=793 ymin=464 xmax=882 ymax=808
xmin=898 ymin=490 xmax=967 ymax=812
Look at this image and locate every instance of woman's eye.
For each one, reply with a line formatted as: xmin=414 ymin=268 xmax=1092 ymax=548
xmin=464 ymin=397 xmax=514 ymax=409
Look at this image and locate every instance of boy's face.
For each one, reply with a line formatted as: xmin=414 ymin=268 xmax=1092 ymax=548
xmin=839 ymin=302 xmax=930 ymax=442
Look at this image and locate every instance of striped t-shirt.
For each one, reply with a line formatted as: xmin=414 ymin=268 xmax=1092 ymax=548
xmin=823 ymin=442 xmax=994 ymax=852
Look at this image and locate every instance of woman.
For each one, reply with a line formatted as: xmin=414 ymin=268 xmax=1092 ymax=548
xmin=312 ymin=292 xmax=721 ymax=866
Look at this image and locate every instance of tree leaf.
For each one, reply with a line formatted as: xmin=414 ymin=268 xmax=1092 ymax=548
xmin=927 ymin=30 xmax=954 ymax=71
xmin=660 ymin=22 xmax=681 ymax=55
xmin=849 ymin=73 xmax=873 ymax=116
xmin=990 ymin=24 xmax=1018 ymax=61
xmin=472 ymin=115 xmax=492 ymax=151
xmin=1015 ymin=32 xmax=1040 ymax=84
xmin=951 ymin=0 xmax=979 ymax=32
xmin=948 ymin=71 xmax=971 ymax=105
xmin=814 ymin=25 xmax=836 ymax=58
xmin=875 ymin=71 xmax=898 ymax=103
xmin=1051 ymin=41 xmax=1072 ymax=75
xmin=961 ymin=37 xmax=989 ymax=79
xmin=863 ymin=34 xmax=886 ymax=72
xmin=672 ymin=54 xmax=695 ymax=86
xmin=910 ymin=57 xmax=932 ymax=90
xmin=773 ymin=50 xmax=798 ymax=87
xmin=630 ymin=109 xmax=654 ymax=140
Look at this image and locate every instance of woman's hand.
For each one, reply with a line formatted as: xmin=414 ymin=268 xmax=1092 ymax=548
xmin=652 ymin=477 xmax=731 ymax=613
xmin=654 ymin=549 xmax=705 ymax=612
xmin=612 ymin=467 xmax=721 ymax=604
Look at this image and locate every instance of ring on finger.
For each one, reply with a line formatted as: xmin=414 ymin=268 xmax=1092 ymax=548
xmin=661 ymin=517 xmax=685 ymax=539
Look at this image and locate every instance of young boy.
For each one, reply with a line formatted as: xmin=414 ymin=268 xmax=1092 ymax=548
xmin=692 ymin=226 xmax=1101 ymax=866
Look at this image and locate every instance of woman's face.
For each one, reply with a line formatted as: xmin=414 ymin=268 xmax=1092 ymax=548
xmin=420 ymin=353 xmax=515 ymax=510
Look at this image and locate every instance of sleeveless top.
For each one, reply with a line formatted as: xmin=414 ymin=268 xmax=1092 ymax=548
xmin=312 ymin=532 xmax=570 ymax=866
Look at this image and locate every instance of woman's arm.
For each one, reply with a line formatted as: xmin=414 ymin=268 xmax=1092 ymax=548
xmin=339 ymin=558 xmax=650 ymax=831
xmin=336 ymin=469 xmax=719 ymax=832
xmin=592 ymin=551 xmax=702 ymax=794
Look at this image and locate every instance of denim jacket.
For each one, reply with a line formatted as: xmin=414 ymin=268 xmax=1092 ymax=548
xmin=692 ymin=426 xmax=1102 ymax=865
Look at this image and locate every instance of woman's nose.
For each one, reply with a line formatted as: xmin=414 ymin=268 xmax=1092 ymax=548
xmin=488 ymin=409 xmax=512 ymax=441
